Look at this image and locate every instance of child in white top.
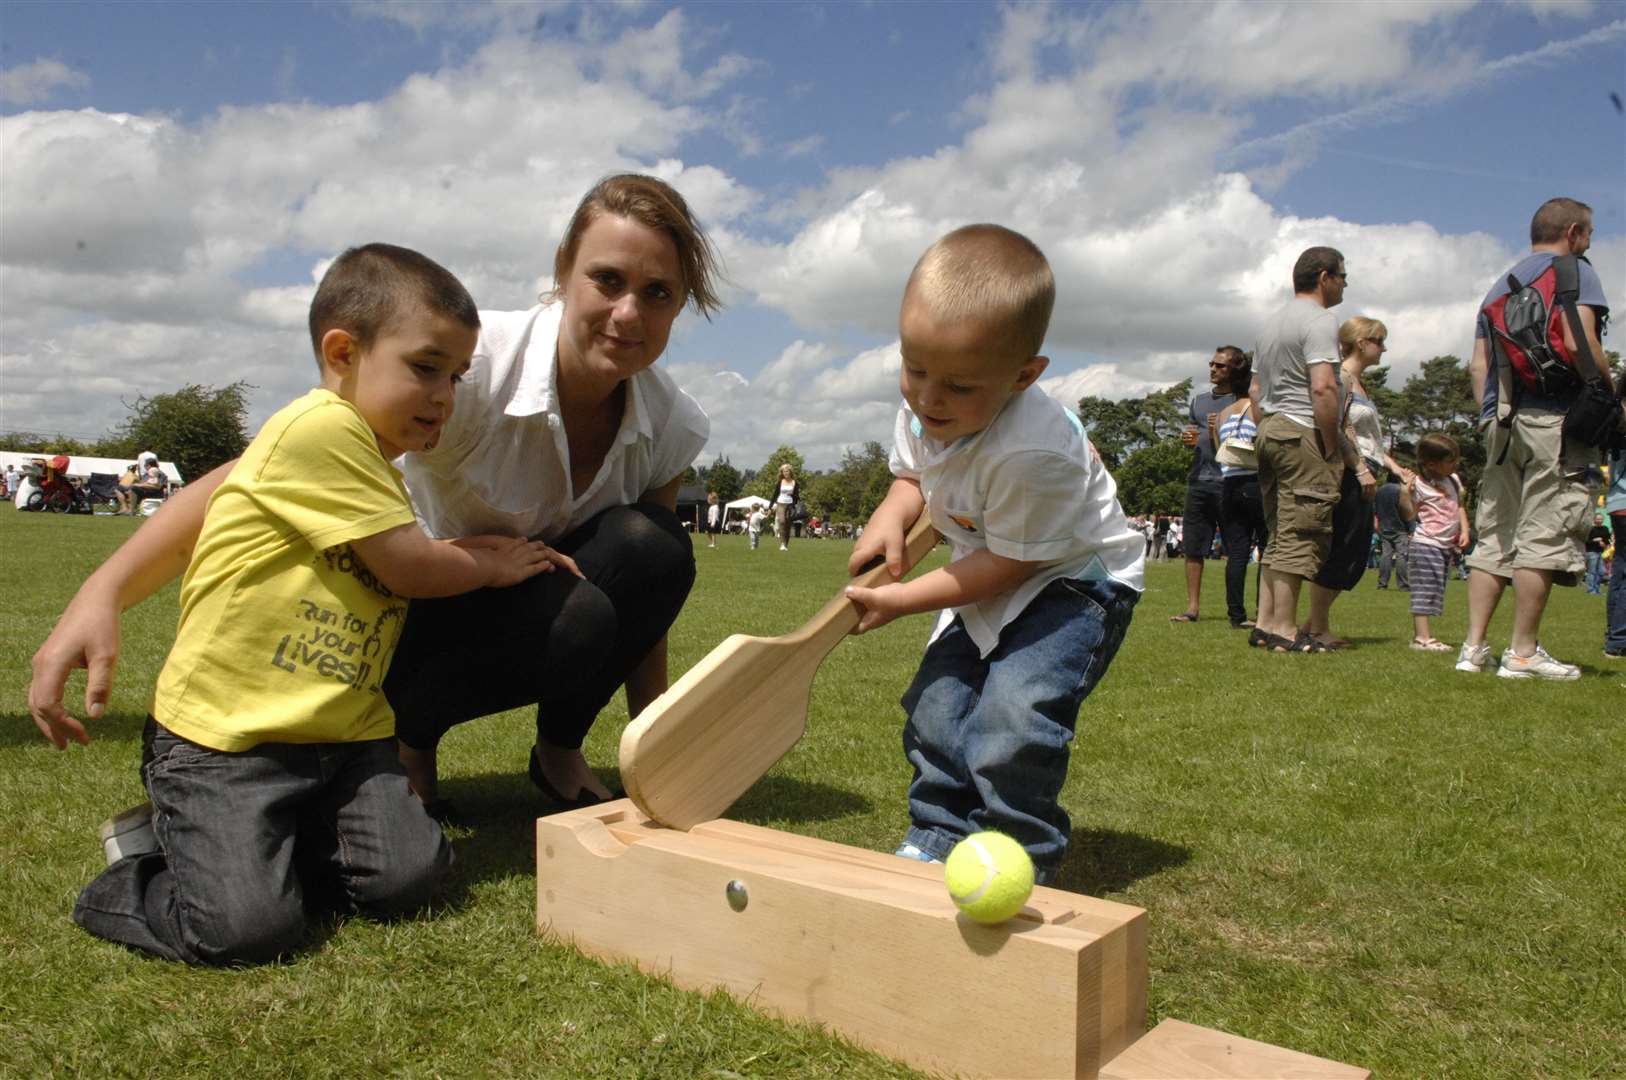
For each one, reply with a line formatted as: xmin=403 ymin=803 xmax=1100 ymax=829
xmin=747 ymin=506 xmax=766 ymax=549
xmin=845 ymin=225 xmax=1144 ymax=883
xmin=1400 ymin=432 xmax=1469 ymax=651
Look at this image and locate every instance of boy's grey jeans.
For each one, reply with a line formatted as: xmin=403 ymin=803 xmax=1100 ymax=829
xmin=74 ymin=719 xmax=450 ymax=965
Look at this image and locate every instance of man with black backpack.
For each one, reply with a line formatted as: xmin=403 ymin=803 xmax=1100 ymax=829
xmin=1457 ymin=197 xmax=1617 ymax=680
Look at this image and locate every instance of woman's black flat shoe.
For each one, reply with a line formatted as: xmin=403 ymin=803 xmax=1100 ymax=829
xmin=422 ymin=798 xmax=460 ymax=825
xmin=529 ymin=750 xmax=623 ymax=810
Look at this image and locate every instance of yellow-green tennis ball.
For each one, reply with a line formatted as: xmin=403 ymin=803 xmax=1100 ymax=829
xmin=944 ymin=831 xmax=1034 ymax=924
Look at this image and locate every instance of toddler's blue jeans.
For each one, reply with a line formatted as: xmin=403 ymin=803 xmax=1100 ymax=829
xmin=899 ymin=577 xmax=1138 ymax=884
xmin=74 ymin=719 xmax=450 ymax=965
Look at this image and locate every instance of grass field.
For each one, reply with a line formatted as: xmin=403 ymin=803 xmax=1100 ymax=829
xmin=2 ymin=509 xmax=1621 ymax=1078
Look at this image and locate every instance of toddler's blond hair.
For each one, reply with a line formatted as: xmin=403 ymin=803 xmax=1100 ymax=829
xmin=904 ymin=225 xmax=1055 ymax=362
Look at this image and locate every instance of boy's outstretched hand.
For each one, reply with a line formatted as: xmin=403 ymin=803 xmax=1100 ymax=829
xmin=452 ymin=535 xmax=581 ymax=587
xmin=29 ymin=589 xmax=120 ymax=748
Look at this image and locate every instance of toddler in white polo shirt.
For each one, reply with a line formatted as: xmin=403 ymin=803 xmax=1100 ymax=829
xmin=845 ymin=225 xmax=1145 ymax=885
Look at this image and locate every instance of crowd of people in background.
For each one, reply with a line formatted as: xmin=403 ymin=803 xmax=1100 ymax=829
xmin=4 ymin=451 xmax=171 ymax=514
xmin=1163 ymin=197 xmax=1622 ymax=673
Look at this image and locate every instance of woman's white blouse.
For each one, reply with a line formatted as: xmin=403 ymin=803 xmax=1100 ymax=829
xmin=401 ymin=304 xmax=709 ymax=543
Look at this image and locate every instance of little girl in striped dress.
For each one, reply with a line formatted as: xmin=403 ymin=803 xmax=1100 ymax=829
xmin=1400 ymin=433 xmax=1470 ymax=652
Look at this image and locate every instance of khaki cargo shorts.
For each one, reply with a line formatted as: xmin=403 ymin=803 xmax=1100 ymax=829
xmin=1255 ymin=412 xmax=1344 ymax=579
xmin=1464 ymin=410 xmax=1599 ymax=585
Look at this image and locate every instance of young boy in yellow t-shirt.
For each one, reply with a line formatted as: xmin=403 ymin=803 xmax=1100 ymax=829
xmin=72 ymin=244 xmax=560 ymax=965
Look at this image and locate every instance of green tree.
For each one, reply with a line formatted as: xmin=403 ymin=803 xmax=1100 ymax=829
xmin=1374 ymin=356 xmax=1487 ymax=499
xmin=807 ymin=441 xmax=893 ymax=524
xmin=803 ymin=472 xmax=846 ymax=522
xmin=107 ymin=382 xmax=252 ymax=482
xmin=0 ymin=432 xmax=92 ymax=455
xmin=1073 ymin=397 xmax=1142 ymax=471
xmin=1392 ymin=356 xmax=1476 ymax=436
xmin=699 ymin=454 xmax=742 ymax=503
xmin=1112 ymin=440 xmax=1189 ymax=516
xmin=1076 ymin=378 xmax=1193 ymax=471
xmin=749 ymin=445 xmax=808 ymax=500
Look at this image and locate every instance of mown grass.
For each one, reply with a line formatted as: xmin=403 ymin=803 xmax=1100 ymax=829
xmin=2 ymin=510 xmax=1622 ymax=1078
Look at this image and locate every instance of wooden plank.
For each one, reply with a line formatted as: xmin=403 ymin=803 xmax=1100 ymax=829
xmin=1100 ymin=1019 xmax=1370 ymax=1080
xmin=538 ymin=801 xmax=1147 ymax=1079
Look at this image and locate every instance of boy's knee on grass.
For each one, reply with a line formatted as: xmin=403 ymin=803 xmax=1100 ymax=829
xmin=193 ymin=892 xmax=308 ymax=966
xmin=348 ymin=832 xmax=453 ymax=919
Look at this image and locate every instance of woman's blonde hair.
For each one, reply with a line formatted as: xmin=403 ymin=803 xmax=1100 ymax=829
xmin=1337 ymin=316 xmax=1387 ymax=358
xmin=547 ymin=174 xmax=724 ymax=319
xmin=779 ymin=464 xmax=795 ymax=478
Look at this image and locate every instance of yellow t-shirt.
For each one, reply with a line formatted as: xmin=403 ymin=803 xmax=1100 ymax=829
xmin=154 ymin=389 xmax=417 ymax=751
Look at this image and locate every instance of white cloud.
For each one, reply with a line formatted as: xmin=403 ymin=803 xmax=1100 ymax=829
xmin=2 ymin=0 xmax=1621 ymax=475
xmin=0 ymin=23 xmax=755 ymax=442
xmin=0 ymin=58 xmax=89 ymax=106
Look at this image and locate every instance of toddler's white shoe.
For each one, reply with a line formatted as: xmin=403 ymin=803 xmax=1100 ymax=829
xmin=893 ymin=841 xmax=942 ymax=864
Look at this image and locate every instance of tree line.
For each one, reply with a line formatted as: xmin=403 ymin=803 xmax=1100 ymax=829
xmin=1 ymin=382 xmax=252 ymax=483
xmin=12 ymin=354 xmax=1615 ymax=520
xmin=690 ymin=441 xmax=896 ymax=527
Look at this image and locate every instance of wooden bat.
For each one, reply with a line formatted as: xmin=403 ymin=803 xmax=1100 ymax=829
xmin=620 ymin=513 xmax=940 ymax=830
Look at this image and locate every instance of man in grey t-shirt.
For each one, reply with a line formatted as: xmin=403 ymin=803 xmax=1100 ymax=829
xmin=1251 ymin=246 xmax=1357 ymax=650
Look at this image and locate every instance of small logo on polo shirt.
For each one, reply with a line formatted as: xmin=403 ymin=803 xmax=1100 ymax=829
xmin=949 ymin=514 xmax=978 ymax=533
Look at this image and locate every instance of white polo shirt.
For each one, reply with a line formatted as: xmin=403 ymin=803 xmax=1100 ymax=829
xmin=890 ymin=387 xmax=1145 ymax=658
xmin=400 ymin=304 xmax=710 ymax=543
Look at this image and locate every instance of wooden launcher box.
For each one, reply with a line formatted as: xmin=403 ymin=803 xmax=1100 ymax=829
xmin=538 ymin=800 xmax=1145 ymax=1079
xmin=537 ymin=802 xmax=1370 ymax=1079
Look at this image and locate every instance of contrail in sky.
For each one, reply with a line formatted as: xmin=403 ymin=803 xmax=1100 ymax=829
xmin=1226 ymin=19 xmax=1626 ymax=165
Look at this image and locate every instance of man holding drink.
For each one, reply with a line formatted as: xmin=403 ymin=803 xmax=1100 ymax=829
xmin=1169 ymin=347 xmax=1242 ymax=621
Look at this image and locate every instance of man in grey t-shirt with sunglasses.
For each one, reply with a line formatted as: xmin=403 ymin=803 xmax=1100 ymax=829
xmin=1251 ymin=247 xmax=1353 ymax=650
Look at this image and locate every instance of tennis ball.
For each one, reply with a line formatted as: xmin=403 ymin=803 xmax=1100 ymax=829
xmin=944 ymin=831 xmax=1035 ymax=924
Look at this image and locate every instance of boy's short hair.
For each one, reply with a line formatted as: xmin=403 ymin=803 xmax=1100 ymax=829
xmin=1529 ymin=197 xmax=1592 ymax=245
xmin=1292 ymin=246 xmax=1345 ymax=294
xmin=1416 ymin=432 xmax=1460 ymax=464
xmin=308 ymin=243 xmax=480 ymax=361
xmin=904 ymin=224 xmax=1055 ymax=361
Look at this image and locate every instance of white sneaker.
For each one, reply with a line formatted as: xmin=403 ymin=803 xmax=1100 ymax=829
xmin=893 ymin=841 xmax=942 ymax=864
xmin=1455 ymin=643 xmax=1493 ymax=673
xmin=99 ymin=802 xmax=158 ymax=864
xmin=1496 ymin=645 xmax=1581 ymax=681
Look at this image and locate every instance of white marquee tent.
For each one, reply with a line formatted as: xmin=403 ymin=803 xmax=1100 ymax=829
xmin=1 ymin=451 xmax=184 ymax=486
xmin=722 ymin=494 xmax=770 ymax=528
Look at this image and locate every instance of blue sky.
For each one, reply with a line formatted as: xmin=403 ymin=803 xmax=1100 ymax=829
xmin=2 ymin=1 xmax=1622 ymax=470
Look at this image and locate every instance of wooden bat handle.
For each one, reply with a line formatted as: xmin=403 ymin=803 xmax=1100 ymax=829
xmin=789 ymin=512 xmax=939 ymax=650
